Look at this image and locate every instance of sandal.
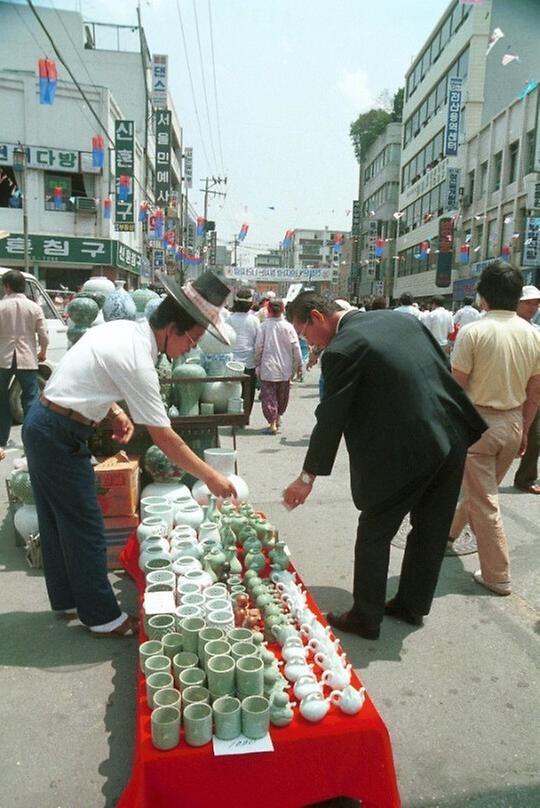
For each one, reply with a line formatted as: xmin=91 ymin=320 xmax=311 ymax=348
xmin=91 ymin=614 xmax=139 ymax=639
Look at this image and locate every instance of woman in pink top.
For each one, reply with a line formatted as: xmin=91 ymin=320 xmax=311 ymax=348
xmin=255 ymin=299 xmax=302 ymax=434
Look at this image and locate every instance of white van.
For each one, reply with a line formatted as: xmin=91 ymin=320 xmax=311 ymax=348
xmin=0 ymin=267 xmax=68 ymax=421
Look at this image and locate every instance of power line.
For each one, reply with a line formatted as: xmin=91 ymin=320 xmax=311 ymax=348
xmin=207 ymin=0 xmax=226 ymax=175
xmin=49 ymin=0 xmax=99 ymax=91
xmin=174 ymin=0 xmax=213 ymax=172
xmin=12 ymin=2 xmax=46 ymax=55
xmin=191 ymin=0 xmax=219 ymax=173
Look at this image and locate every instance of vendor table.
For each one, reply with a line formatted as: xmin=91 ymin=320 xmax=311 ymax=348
xmin=118 ymin=535 xmax=401 ymax=808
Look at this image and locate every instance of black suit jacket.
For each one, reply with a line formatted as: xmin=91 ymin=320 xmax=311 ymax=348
xmin=303 ymin=310 xmax=487 ymax=511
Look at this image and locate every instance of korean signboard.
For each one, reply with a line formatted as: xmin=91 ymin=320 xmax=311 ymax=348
xmin=366 ymin=219 xmax=378 ymax=278
xmin=151 ymin=55 xmax=168 ymax=108
xmin=0 ymin=143 xmax=100 ymax=174
xmin=207 ymin=231 xmax=217 ymax=267
xmin=114 ymin=241 xmax=141 ymax=272
xmin=154 ymin=110 xmax=172 ymax=207
xmin=352 ymin=200 xmax=360 ymax=236
xmin=224 ymin=266 xmax=333 ymax=282
xmin=523 ymin=217 xmax=540 ymax=266
xmin=184 ymin=147 xmax=193 ymax=189
xmin=0 ymin=234 xmax=141 ymax=272
xmin=436 ymin=217 xmax=454 ymax=287
xmin=0 ymin=233 xmax=112 ymax=264
xmin=114 ymin=120 xmax=135 ymax=232
xmin=446 ymin=167 xmax=460 ymax=210
xmin=534 ymin=92 xmax=540 ymax=172
xmin=445 ymin=76 xmax=462 ymax=157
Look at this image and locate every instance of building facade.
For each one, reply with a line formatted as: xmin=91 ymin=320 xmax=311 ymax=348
xmin=353 ymin=121 xmax=401 ymax=300
xmin=394 ymin=0 xmax=540 ymax=303
xmin=0 ymin=2 xmax=184 ymax=289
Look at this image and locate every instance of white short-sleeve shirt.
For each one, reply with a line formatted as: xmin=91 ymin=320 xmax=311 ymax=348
xmin=44 ymin=319 xmax=170 ymax=426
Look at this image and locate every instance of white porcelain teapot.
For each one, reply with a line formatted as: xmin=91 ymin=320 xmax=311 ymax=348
xmin=293 ymin=674 xmax=322 ymax=701
xmin=299 ymin=692 xmax=331 ymax=723
xmin=330 ymin=685 xmax=366 ymax=715
xmin=283 ymin=655 xmax=313 ymax=682
xmin=321 ymin=663 xmax=353 ymax=690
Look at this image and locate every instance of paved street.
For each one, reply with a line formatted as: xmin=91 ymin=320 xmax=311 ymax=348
xmin=0 ymin=372 xmax=539 ymax=808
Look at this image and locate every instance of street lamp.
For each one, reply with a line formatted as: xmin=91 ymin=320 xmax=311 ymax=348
xmin=12 ymin=144 xmax=30 ymax=273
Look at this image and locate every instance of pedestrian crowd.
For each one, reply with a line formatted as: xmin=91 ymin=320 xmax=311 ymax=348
xmin=0 ymin=262 xmax=538 ymax=641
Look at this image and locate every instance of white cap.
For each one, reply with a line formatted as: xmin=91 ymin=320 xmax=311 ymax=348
xmin=520 ymin=285 xmax=540 ymax=301
xmin=265 ymin=291 xmax=276 ymax=300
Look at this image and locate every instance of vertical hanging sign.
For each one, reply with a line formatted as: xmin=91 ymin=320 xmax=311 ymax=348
xmin=184 ymin=147 xmax=193 ymax=189
xmin=114 ymin=120 xmax=135 ymax=232
xmin=151 ymin=55 xmax=168 ymax=109
xmin=436 ymin=217 xmax=454 ymax=287
xmin=445 ymin=77 xmax=462 ymax=156
xmin=155 ymin=110 xmax=172 ymax=207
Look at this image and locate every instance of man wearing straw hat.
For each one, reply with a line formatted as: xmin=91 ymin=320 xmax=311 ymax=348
xmin=23 ymin=272 xmax=236 ymax=639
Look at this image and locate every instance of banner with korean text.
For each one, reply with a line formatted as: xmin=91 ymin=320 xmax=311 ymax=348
xmin=114 ymin=120 xmax=135 ymax=232
xmin=445 ymin=77 xmax=462 ymax=157
xmin=154 ymin=110 xmax=172 ymax=207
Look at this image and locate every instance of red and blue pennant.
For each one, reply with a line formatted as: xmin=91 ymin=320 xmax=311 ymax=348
xmin=459 ymin=244 xmax=470 ymax=264
xmin=92 ymin=135 xmax=105 ymax=169
xmin=103 ymin=197 xmax=112 ymax=219
xmin=53 ymin=185 xmax=64 ymax=210
xmin=374 ymin=238 xmax=385 ymax=258
xmin=238 ymin=223 xmax=249 ymax=242
xmin=196 ymin=217 xmax=206 ymax=237
xmin=38 ymin=59 xmax=57 ymax=105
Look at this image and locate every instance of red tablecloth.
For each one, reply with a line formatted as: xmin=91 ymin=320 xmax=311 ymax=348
xmin=118 ymin=535 xmax=401 ymax=808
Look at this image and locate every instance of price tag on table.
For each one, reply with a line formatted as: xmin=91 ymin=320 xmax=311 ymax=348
xmin=212 ymin=733 xmax=274 ymax=756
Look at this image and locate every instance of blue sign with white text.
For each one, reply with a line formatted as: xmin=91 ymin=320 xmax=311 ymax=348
xmin=445 ymin=77 xmax=462 ymax=157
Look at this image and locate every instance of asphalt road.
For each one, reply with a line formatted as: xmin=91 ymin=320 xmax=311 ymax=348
xmin=0 ymin=373 xmax=538 ymax=808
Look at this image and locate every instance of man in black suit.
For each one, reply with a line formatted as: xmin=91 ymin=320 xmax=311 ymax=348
xmin=283 ymin=292 xmax=487 ymax=639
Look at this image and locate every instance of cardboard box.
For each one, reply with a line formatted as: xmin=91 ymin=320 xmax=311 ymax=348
xmin=95 ymin=452 xmax=140 ymax=517
xmin=104 ymin=512 xmax=139 ymax=570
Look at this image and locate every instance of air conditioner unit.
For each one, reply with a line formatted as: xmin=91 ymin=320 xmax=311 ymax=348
xmin=74 ymin=197 xmax=97 ymax=214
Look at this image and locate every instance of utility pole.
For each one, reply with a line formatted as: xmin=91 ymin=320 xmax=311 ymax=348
xmin=12 ymin=144 xmax=30 ymax=274
xmin=199 ymin=176 xmax=227 ymax=269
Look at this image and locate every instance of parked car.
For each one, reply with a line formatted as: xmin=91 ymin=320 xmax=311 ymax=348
xmin=0 ymin=267 xmax=68 ymax=422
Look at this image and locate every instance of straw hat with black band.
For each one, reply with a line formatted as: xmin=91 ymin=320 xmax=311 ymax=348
xmin=159 ymin=271 xmax=232 ymax=345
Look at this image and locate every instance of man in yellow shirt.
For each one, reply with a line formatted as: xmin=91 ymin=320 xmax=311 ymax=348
xmin=449 ymin=262 xmax=540 ymax=595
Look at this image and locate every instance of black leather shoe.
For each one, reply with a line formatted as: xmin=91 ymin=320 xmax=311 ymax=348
xmin=326 ymin=610 xmax=380 ymax=640
xmin=384 ymin=598 xmax=424 ymax=627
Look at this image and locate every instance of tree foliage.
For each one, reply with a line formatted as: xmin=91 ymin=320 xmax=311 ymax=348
xmin=349 ymin=87 xmax=404 ymax=162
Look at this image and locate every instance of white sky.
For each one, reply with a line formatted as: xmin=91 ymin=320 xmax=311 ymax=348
xmin=35 ymin=0 xmax=451 ymax=259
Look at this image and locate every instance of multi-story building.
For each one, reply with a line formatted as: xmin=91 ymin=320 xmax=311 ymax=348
xmin=0 ymin=2 xmax=184 ymax=289
xmin=354 ymin=121 xmax=401 ymax=300
xmin=455 ymin=82 xmax=540 ymax=300
xmin=255 ymin=249 xmax=281 ymax=268
xmin=394 ymin=0 xmax=540 ymax=303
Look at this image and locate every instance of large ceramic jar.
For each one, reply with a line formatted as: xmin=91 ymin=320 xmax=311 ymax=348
xmin=143 ymin=445 xmax=185 ymax=484
xmin=199 ymin=321 xmax=236 ymax=355
xmin=67 ymin=296 xmax=98 ymax=326
xmin=225 ymin=361 xmax=244 ymax=400
xmin=140 ymin=481 xmax=191 ymax=503
xmin=13 ymin=503 xmax=39 ymax=541
xmin=174 ymin=501 xmax=204 ymax=532
xmin=131 ymin=284 xmax=159 ymax=318
xmin=103 ymin=280 xmax=137 ymax=321
xmin=10 ymin=469 xmax=35 ymax=505
xmin=144 ymin=297 xmax=162 ymax=321
xmin=205 ymin=352 xmax=233 ymax=377
xmin=191 ymin=449 xmax=249 ymax=506
xmin=155 ymin=354 xmax=173 ymax=407
xmin=67 ymin=323 xmax=88 ymax=347
xmin=171 ymin=359 xmax=207 ymax=416
xmin=82 ymin=276 xmax=115 ymax=297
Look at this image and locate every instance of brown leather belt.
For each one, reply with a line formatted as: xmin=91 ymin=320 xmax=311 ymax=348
xmin=40 ymin=395 xmax=98 ymax=427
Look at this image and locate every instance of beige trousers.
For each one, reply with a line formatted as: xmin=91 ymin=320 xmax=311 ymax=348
xmin=450 ymin=406 xmax=522 ymax=584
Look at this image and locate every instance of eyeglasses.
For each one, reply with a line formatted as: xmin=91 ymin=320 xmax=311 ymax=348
xmin=297 ymin=322 xmax=309 ymax=338
xmin=186 ymin=330 xmax=197 ymax=348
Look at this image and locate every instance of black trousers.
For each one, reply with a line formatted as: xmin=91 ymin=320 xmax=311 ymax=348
xmin=352 ymin=440 xmax=468 ymax=625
